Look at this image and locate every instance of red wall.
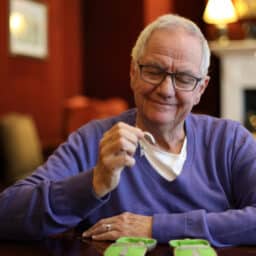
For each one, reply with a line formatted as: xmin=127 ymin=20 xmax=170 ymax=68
xmin=82 ymin=1 xmax=144 ymax=107
xmin=144 ymin=0 xmax=173 ymax=24
xmin=0 ymin=0 xmax=83 ymax=148
xmin=0 ymin=0 xmax=220 ymax=149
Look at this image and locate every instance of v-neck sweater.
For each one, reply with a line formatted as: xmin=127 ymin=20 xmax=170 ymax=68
xmin=1 ymin=109 xmax=256 ymax=247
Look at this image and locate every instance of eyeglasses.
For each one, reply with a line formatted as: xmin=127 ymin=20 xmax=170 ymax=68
xmin=138 ymin=64 xmax=203 ymax=92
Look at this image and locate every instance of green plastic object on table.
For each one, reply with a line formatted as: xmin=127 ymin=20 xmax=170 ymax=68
xmin=169 ymin=238 xmax=217 ymax=256
xmin=104 ymin=237 xmax=157 ymax=256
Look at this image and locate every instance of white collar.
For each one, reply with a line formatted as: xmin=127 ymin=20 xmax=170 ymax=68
xmin=139 ymin=136 xmax=187 ymax=181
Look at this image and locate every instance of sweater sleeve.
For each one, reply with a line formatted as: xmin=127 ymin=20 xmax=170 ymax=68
xmin=153 ymin=123 xmax=256 ymax=247
xmin=0 ymin=123 xmax=110 ymax=240
xmin=153 ymin=206 xmax=256 ymax=247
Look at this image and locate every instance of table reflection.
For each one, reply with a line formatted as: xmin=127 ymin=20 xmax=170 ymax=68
xmin=0 ymin=233 xmax=256 ymax=256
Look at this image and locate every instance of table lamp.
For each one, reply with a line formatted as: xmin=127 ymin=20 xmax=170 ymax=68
xmin=203 ymin=0 xmax=238 ymax=41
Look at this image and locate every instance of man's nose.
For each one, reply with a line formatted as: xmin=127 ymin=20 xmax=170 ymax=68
xmin=156 ymin=75 xmax=176 ymax=97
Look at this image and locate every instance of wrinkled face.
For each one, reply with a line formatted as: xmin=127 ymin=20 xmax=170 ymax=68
xmin=130 ymin=28 xmax=209 ymax=128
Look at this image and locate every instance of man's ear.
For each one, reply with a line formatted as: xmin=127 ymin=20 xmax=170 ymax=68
xmin=194 ymin=75 xmax=210 ymax=105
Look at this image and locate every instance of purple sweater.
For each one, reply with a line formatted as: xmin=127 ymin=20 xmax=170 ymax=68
xmin=0 ymin=109 xmax=256 ymax=247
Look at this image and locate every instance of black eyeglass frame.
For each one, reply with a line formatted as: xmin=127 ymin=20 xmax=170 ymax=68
xmin=138 ymin=63 xmax=203 ymax=92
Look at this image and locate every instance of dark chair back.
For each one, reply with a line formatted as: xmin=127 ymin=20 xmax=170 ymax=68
xmin=0 ymin=113 xmax=43 ymax=185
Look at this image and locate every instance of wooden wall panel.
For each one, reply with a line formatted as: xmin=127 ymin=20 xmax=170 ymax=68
xmin=82 ymin=1 xmax=144 ymax=107
xmin=0 ymin=0 xmax=9 ymax=114
xmin=144 ymin=0 xmax=173 ymax=25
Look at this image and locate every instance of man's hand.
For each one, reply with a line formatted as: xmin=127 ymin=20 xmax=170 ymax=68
xmin=82 ymin=212 xmax=153 ymax=240
xmin=93 ymin=122 xmax=144 ymax=197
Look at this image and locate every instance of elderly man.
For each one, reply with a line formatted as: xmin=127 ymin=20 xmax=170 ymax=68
xmin=0 ymin=14 xmax=256 ymax=247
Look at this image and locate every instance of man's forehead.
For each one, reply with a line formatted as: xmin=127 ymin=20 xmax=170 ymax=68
xmin=146 ymin=28 xmax=201 ymax=51
xmin=141 ymin=28 xmax=203 ymax=69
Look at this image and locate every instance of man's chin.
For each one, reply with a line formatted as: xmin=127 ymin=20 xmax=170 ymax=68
xmin=146 ymin=113 xmax=176 ymax=126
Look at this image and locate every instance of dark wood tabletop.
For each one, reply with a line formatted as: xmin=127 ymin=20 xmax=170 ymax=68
xmin=0 ymin=233 xmax=256 ymax=256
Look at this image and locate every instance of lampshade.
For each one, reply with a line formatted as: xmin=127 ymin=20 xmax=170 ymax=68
xmin=203 ymin=0 xmax=238 ymax=27
xmin=234 ymin=0 xmax=256 ymax=20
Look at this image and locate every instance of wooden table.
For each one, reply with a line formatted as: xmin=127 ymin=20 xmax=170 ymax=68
xmin=0 ymin=233 xmax=255 ymax=256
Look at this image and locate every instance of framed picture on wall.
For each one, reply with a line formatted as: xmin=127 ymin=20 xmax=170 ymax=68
xmin=9 ymin=0 xmax=48 ymax=59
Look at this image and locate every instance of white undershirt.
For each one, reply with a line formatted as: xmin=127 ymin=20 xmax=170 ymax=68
xmin=139 ymin=136 xmax=187 ymax=181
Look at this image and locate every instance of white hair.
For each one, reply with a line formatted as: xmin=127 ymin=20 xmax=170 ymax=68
xmin=131 ymin=14 xmax=210 ymax=76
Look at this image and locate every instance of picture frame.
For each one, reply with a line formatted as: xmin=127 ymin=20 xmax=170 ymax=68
xmin=9 ymin=0 xmax=48 ymax=59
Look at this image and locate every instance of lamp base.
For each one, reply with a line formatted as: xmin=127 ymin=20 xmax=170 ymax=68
xmin=215 ymin=24 xmax=229 ymax=43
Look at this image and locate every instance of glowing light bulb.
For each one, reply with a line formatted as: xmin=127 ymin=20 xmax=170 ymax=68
xmin=10 ymin=12 xmax=26 ymax=36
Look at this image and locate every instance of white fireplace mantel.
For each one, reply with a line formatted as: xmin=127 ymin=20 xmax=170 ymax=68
xmin=210 ymin=39 xmax=256 ymax=124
